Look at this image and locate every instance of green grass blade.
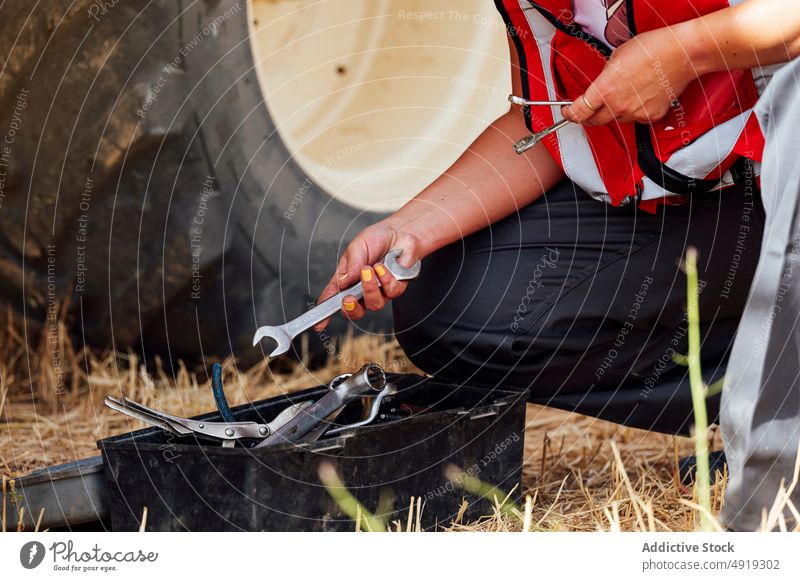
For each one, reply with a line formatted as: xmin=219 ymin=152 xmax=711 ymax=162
xmin=318 ymin=461 xmax=387 ymax=532
xmin=685 ymin=248 xmax=712 ymax=531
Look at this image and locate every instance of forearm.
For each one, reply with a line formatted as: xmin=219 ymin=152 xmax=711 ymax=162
xmin=683 ymin=0 xmax=800 ymax=75
xmin=381 ymin=110 xmax=563 ymax=257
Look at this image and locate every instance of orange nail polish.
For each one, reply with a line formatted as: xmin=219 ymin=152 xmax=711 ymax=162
xmin=343 ymin=301 xmax=355 ymax=311
xmin=361 ymin=268 xmax=372 ymax=282
xmin=374 ymin=264 xmax=386 ymax=277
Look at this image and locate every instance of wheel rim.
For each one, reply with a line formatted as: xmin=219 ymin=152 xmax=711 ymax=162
xmin=248 ymin=0 xmax=510 ymax=212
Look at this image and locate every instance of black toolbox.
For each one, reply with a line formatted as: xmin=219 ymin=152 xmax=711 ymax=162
xmin=98 ymin=374 xmax=527 ymax=531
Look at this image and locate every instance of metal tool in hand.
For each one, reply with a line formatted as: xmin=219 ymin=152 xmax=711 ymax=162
xmin=512 ymin=118 xmax=572 ymax=154
xmin=507 ymin=94 xmax=574 ymax=154
xmin=508 ymin=94 xmax=573 ymax=107
xmin=252 ymin=248 xmax=422 ymax=358
xmin=255 ymin=363 xmax=386 ymax=448
xmin=104 ymin=395 xmax=310 ymax=448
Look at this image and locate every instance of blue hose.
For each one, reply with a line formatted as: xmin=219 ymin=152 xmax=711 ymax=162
xmin=211 ymin=363 xmax=235 ymax=423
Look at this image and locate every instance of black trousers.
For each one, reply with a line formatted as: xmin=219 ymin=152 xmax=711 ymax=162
xmin=393 ymin=179 xmax=763 ymax=435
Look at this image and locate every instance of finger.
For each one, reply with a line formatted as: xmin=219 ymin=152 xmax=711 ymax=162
xmin=314 ymin=282 xmax=338 ymax=331
xmin=360 ymin=267 xmax=385 ymax=312
xmin=318 ymin=279 xmax=340 ymax=303
xmin=314 ymin=251 xmax=360 ymax=331
xmin=314 ymin=273 xmax=347 ymax=331
xmin=341 ymin=294 xmax=365 ymax=320
xmin=395 ymin=243 xmax=420 ymax=269
xmin=584 ymin=106 xmax=615 ymax=127
xmin=314 ymin=290 xmax=337 ymax=331
xmin=374 ymin=262 xmax=407 ymax=299
xmin=334 ymin=252 xmax=360 ymax=290
xmin=562 ymin=86 xmax=604 ymax=124
xmin=317 ymin=265 xmax=349 ymax=308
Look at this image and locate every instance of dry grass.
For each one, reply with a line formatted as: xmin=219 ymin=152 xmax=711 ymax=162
xmin=0 ymin=307 xmax=726 ymax=531
xmin=446 ymin=416 xmax=726 ymax=532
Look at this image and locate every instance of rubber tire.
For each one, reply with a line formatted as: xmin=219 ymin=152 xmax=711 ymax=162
xmin=0 ymin=0 xmax=389 ymax=365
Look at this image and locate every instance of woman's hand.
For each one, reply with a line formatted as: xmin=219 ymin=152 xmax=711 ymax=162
xmin=562 ymin=27 xmax=699 ymax=126
xmin=564 ymin=0 xmax=800 ymax=127
xmin=313 ymin=220 xmax=424 ymax=331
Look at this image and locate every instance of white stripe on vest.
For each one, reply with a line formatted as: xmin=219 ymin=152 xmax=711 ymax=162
xmin=520 ymin=2 xmax=611 ymax=203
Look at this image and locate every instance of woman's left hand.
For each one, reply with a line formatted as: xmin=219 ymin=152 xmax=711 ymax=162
xmin=562 ymin=27 xmax=700 ymax=126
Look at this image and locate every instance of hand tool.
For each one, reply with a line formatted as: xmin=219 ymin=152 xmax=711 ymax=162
xmin=325 ymin=380 xmax=399 ymax=436
xmin=508 ymin=94 xmax=573 ymax=107
xmin=254 ymin=370 xmax=397 ymax=443
xmin=255 ymin=362 xmax=386 ymax=448
xmin=293 ymin=372 xmax=353 ymax=443
xmin=104 ymin=395 xmax=310 ymax=448
xmin=252 ymin=248 xmax=421 ymax=358
xmin=105 ymin=364 xmax=397 ymax=448
xmin=512 ymin=118 xmax=572 ymax=154
xmin=507 ymin=94 xmax=574 ymax=154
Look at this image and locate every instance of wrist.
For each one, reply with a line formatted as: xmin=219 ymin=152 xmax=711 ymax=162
xmin=680 ymin=18 xmax=723 ymax=77
xmin=378 ymin=211 xmax=412 ymax=237
xmin=379 ymin=207 xmax=448 ymax=259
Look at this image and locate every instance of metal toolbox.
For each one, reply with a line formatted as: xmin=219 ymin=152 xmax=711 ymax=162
xmin=98 ymin=374 xmax=527 ymax=531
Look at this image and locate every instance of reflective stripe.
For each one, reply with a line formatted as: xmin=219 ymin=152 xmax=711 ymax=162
xmin=518 ymin=2 xmax=609 ymax=200
xmin=559 ymin=122 xmax=612 ymax=202
xmin=641 ymin=164 xmax=763 ymax=202
xmin=514 ymin=2 xmax=557 ymax=154
xmin=640 ymin=176 xmax=682 ymax=201
xmin=639 ymin=109 xmax=763 ymax=200
xmin=518 ymin=2 xmax=558 ymax=106
xmin=667 ymin=110 xmax=751 ymax=179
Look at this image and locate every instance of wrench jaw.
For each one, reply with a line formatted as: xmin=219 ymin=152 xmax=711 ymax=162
xmin=384 ymin=248 xmax=421 ymax=280
xmin=252 ymin=325 xmax=292 ymax=357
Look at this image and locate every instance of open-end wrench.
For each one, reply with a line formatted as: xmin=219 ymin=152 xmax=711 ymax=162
xmin=507 ymin=94 xmax=574 ymax=154
xmin=512 ymin=118 xmax=572 ymax=154
xmin=252 ymin=248 xmax=421 ymax=358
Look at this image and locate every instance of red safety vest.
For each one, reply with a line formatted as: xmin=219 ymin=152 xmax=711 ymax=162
xmin=495 ymin=0 xmax=774 ymax=211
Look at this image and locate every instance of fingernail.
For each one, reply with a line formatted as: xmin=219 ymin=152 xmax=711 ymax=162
xmin=338 ymin=273 xmax=348 ymax=280
xmin=343 ymin=301 xmax=355 ymax=311
xmin=374 ymin=264 xmax=386 ymax=277
xmin=361 ymin=268 xmax=372 ymax=282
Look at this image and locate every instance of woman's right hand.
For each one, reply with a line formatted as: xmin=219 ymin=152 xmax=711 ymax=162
xmin=313 ymin=220 xmax=424 ymax=332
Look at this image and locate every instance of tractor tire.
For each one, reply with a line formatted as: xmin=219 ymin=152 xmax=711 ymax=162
xmin=0 ymin=0 xmax=389 ymax=364
xmin=0 ymin=0 xmax=509 ymax=365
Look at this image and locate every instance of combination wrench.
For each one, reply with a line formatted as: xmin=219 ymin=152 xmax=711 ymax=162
xmin=254 ymin=363 xmax=386 ymax=448
xmin=507 ymin=94 xmax=574 ymax=154
xmin=252 ymin=248 xmax=421 ymax=358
